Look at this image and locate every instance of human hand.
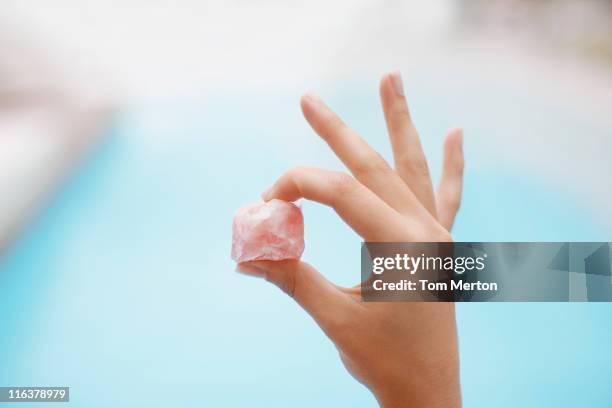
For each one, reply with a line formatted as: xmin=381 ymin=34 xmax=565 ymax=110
xmin=237 ymin=71 xmax=464 ymax=408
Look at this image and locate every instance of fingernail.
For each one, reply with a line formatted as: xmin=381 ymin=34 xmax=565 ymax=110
xmin=261 ymin=186 xmax=273 ymax=201
xmin=390 ymin=71 xmax=405 ymax=97
xmin=304 ymin=91 xmax=324 ymax=105
xmin=235 ymin=263 xmax=267 ymax=277
xmin=456 ymin=128 xmax=464 ymax=149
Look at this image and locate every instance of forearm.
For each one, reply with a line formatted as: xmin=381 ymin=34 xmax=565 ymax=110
xmin=375 ymin=362 xmax=461 ymax=408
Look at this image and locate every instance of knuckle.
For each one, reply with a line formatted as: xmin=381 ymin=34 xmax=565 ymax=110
xmin=448 ymin=196 xmax=462 ymax=211
xmin=443 ymin=189 xmax=463 ymax=211
xmin=327 ymin=113 xmax=347 ymax=131
xmin=447 ymin=155 xmax=464 ymax=178
xmin=352 ymin=154 xmax=392 ymax=177
xmin=396 ymin=152 xmax=431 ymax=178
xmin=371 ymin=155 xmax=393 ymax=173
xmin=392 ymin=103 xmax=411 ymax=119
xmin=455 ymin=159 xmax=465 ymax=176
xmin=284 ymin=166 xmax=311 ymax=195
xmin=284 ymin=270 xmax=298 ymax=298
xmin=267 ymin=270 xmax=297 ymax=298
xmin=285 ymin=166 xmax=310 ymax=186
xmin=409 ymin=158 xmax=431 ymax=178
xmin=322 ymin=114 xmax=347 ymax=140
xmin=287 ymin=166 xmax=308 ymax=179
xmin=330 ymin=172 xmax=359 ymax=195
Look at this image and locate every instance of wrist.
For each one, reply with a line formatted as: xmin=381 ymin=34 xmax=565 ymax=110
xmin=374 ymin=356 xmax=461 ymax=408
xmin=376 ymin=380 xmax=461 ymax=408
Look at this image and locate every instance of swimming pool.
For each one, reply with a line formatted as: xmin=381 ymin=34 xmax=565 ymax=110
xmin=0 ymin=90 xmax=610 ymax=407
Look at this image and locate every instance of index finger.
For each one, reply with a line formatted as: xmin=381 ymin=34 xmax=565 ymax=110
xmin=262 ymin=167 xmax=413 ymax=242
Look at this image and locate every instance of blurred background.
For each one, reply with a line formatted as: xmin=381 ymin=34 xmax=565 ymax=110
xmin=0 ymin=1 xmax=611 ymax=407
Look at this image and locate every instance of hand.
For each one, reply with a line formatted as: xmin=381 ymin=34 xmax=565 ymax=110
xmin=237 ymin=71 xmax=464 ymax=408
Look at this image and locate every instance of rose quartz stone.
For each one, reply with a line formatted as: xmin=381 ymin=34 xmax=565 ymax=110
xmin=231 ymin=199 xmax=305 ymax=263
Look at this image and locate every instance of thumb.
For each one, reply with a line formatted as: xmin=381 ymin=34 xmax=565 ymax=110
xmin=236 ymin=260 xmax=345 ymax=331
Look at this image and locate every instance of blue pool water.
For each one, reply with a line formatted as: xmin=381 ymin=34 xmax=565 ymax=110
xmin=0 ymin=93 xmax=610 ymax=407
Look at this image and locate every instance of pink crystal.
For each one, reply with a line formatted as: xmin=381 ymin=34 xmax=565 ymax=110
xmin=231 ymin=199 xmax=305 ymax=263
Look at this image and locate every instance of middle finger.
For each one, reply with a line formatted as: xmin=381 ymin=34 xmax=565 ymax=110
xmin=300 ymin=92 xmax=427 ymax=219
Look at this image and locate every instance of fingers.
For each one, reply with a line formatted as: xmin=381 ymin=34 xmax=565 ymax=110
xmin=379 ymin=71 xmax=438 ymax=218
xmin=437 ymin=128 xmax=464 ymax=231
xmin=236 ymin=260 xmax=351 ymax=335
xmin=300 ymin=92 xmax=425 ymax=218
xmin=262 ymin=167 xmax=412 ymax=241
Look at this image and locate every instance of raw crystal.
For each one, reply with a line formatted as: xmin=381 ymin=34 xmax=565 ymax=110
xmin=231 ymin=199 xmax=304 ymax=263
